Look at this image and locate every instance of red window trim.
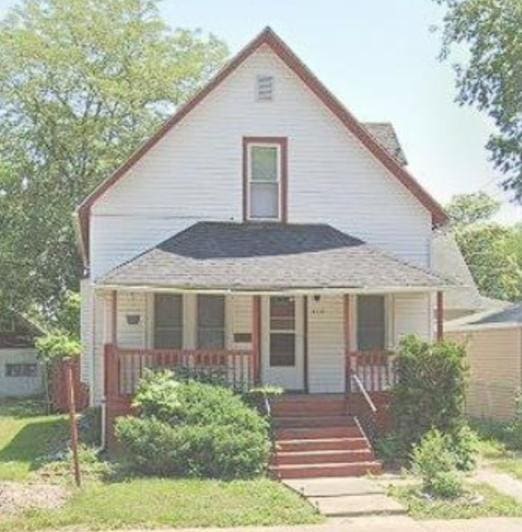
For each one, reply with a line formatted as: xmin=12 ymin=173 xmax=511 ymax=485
xmin=242 ymin=136 xmax=288 ymax=223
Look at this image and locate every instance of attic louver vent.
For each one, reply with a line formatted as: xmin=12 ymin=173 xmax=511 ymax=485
xmin=257 ymin=75 xmax=274 ymax=101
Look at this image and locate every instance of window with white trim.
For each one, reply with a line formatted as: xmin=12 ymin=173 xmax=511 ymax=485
xmin=153 ymin=294 xmax=183 ymax=349
xmin=357 ymin=295 xmax=386 ymax=351
xmin=197 ymin=295 xmax=225 ymax=349
xmin=247 ymin=144 xmax=281 ymax=220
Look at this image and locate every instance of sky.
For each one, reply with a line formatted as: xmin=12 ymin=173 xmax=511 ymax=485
xmin=0 ymin=0 xmax=519 ymax=225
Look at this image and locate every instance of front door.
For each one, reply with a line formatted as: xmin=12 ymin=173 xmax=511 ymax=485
xmin=261 ymin=295 xmax=304 ymax=390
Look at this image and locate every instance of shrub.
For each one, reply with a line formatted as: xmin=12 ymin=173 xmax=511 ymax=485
xmin=448 ymin=424 xmax=479 ymax=472
xmin=36 ymin=332 xmax=81 ymax=362
xmin=118 ymin=371 xmax=270 ymax=479
xmin=375 ymin=432 xmax=407 ymax=465
xmin=412 ymin=429 xmax=464 ymax=498
xmin=393 ymin=336 xmax=468 ymax=450
xmin=243 ymin=385 xmax=283 ymax=411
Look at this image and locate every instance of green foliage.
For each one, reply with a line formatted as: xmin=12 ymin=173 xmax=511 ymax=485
xmin=0 ymin=0 xmax=228 ymax=317
xmin=447 ymin=192 xmax=501 ymax=228
xmin=120 ymin=371 xmax=270 ymax=479
xmin=412 ymin=429 xmax=464 ymax=498
xmin=132 ymin=370 xmax=183 ymax=421
xmin=447 ymin=424 xmax=479 ymax=472
xmin=116 ymin=417 xmax=269 ymax=479
xmin=35 ymin=331 xmax=81 ymax=362
xmin=52 ymin=291 xmax=81 ymax=339
xmin=455 ymin=223 xmax=522 ymax=301
xmin=445 ymin=192 xmax=522 ymax=302
xmin=392 ymin=336 xmax=468 ymax=450
xmin=435 ymin=0 xmax=522 ymax=202
xmin=375 ymin=433 xmax=406 ymax=465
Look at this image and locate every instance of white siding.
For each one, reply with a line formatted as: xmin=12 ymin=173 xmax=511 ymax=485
xmin=90 ymin=45 xmax=432 ymax=279
xmin=392 ymin=293 xmax=432 ymax=345
xmin=80 ymin=278 xmax=92 ymax=384
xmin=0 ymin=348 xmax=43 ymax=398
xmin=228 ymin=295 xmax=253 ymax=350
xmin=116 ymin=292 xmax=147 ymax=348
xmin=308 ymin=295 xmax=345 ymax=393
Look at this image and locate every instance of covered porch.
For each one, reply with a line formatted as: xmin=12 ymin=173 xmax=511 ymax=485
xmin=102 ymin=289 xmax=444 ymax=398
xmin=92 ymin=221 xmax=448 ymax=444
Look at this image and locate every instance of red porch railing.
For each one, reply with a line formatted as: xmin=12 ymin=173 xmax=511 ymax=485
xmin=346 ymin=350 xmax=398 ymax=393
xmin=104 ymin=344 xmax=255 ymax=397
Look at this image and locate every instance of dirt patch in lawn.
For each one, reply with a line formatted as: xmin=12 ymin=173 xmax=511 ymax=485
xmin=0 ymin=481 xmax=69 ymax=515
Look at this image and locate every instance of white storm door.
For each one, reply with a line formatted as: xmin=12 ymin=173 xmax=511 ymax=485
xmin=261 ymin=295 xmax=304 ymax=390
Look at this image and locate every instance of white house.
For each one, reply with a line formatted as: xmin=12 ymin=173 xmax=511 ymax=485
xmin=76 ymin=28 xmax=451 ymax=476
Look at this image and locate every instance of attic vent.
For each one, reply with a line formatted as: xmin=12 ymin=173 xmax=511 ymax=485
xmin=256 ymin=75 xmax=274 ymax=101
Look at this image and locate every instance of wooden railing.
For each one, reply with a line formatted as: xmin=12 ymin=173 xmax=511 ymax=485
xmin=104 ymin=344 xmax=254 ymax=397
xmin=346 ymin=350 xmax=397 ymax=393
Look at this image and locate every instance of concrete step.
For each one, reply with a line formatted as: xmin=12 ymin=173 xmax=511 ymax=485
xmin=283 ymin=476 xmax=385 ymax=497
xmin=273 ymin=415 xmax=356 ymax=428
xmin=276 ymin=437 xmax=368 ymax=452
xmin=272 ymin=448 xmax=374 ymax=465
xmin=269 ymin=460 xmax=382 ymax=479
xmin=275 ymin=425 xmax=361 ymax=440
xmin=309 ymin=494 xmax=405 ymax=517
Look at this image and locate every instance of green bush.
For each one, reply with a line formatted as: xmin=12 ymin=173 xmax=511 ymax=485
xmin=375 ymin=433 xmax=407 ymax=465
xmin=393 ymin=336 xmax=468 ymax=450
xmin=448 ymin=424 xmax=479 ymax=472
xmin=36 ymin=332 xmax=81 ymax=362
xmin=412 ymin=429 xmax=464 ymax=499
xmin=118 ymin=372 xmax=270 ymax=479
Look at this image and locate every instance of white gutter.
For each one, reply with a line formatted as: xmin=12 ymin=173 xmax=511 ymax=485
xmin=446 ymin=322 xmax=521 ymax=333
xmin=94 ymin=284 xmax=451 ymax=296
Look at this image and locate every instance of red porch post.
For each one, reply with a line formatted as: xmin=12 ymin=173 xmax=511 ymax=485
xmin=252 ymin=295 xmax=261 ymax=385
xmin=111 ymin=290 xmax=117 ymax=345
xmin=436 ymin=290 xmax=444 ymax=342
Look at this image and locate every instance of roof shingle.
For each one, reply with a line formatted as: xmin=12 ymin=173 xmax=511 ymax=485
xmin=100 ymin=222 xmax=447 ymax=292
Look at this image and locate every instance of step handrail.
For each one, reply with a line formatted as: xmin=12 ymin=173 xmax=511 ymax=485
xmin=351 ymin=374 xmax=377 ymax=413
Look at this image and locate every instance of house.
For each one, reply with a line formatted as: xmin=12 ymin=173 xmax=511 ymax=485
xmin=76 ymin=27 xmax=450 ymax=476
xmin=0 ymin=311 xmax=44 ymax=398
xmin=447 ymin=303 xmax=522 ymax=421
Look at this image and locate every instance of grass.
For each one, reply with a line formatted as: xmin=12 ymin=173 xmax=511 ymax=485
xmin=390 ymin=482 xmax=522 ymax=520
xmin=0 ymin=397 xmax=68 ymax=481
xmin=0 ymin=477 xmax=322 ymax=531
xmin=0 ymin=398 xmax=321 ymax=530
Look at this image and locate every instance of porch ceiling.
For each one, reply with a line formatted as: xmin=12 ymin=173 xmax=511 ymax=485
xmin=98 ymin=222 xmax=451 ymax=292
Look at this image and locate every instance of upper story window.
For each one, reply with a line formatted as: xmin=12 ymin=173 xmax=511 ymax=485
xmin=256 ymin=75 xmax=274 ymax=101
xmin=244 ymin=138 xmax=287 ymax=222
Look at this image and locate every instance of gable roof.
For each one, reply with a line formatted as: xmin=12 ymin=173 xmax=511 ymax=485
xmin=447 ymin=302 xmax=522 ymax=331
xmin=76 ymin=26 xmax=447 ymax=265
xmin=100 ymin=222 xmax=448 ymax=291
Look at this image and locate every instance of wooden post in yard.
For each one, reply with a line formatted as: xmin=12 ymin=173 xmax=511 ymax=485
xmin=65 ymin=357 xmax=81 ymax=487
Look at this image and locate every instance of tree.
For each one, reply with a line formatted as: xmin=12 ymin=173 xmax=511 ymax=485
xmin=446 ymin=191 xmax=501 ymax=227
xmin=434 ymin=0 xmax=522 ymax=201
xmin=0 ymin=0 xmax=228 ymax=319
xmin=446 ymin=192 xmax=522 ymax=301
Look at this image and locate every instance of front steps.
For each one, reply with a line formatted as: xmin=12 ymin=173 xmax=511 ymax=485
xmin=269 ymin=395 xmax=382 ymax=479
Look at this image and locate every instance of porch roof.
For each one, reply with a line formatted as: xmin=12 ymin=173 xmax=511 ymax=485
xmin=98 ymin=222 xmax=449 ymax=292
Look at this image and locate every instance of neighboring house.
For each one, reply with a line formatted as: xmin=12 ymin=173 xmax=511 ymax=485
xmin=76 ymin=28 xmax=451 ymax=475
xmin=0 ymin=312 xmax=44 ymax=398
xmin=447 ymin=304 xmax=522 ymax=421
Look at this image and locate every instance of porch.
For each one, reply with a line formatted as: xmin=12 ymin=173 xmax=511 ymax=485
xmin=102 ymin=290 xmax=443 ymax=398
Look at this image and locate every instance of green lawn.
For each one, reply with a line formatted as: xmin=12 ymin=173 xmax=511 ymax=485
xmin=0 ymin=398 xmax=68 ymax=481
xmin=390 ymin=482 xmax=522 ymax=520
xmin=0 ymin=477 xmax=321 ymax=531
xmin=0 ymin=398 xmax=321 ymax=530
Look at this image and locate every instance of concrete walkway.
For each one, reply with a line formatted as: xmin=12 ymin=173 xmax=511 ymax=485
xmin=283 ymin=476 xmax=405 ymax=517
xmin=473 ymin=466 xmax=522 ymax=503
xmin=118 ymin=516 xmax=522 ymax=531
